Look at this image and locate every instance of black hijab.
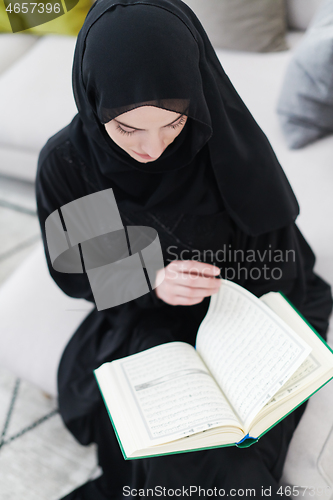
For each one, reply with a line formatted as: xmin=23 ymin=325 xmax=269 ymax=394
xmin=69 ymin=0 xmax=299 ymax=236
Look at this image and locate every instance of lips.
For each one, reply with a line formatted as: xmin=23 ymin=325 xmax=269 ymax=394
xmin=133 ymin=151 xmax=155 ymax=160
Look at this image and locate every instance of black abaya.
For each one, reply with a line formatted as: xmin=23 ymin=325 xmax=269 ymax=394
xmin=36 ymin=128 xmax=332 ymax=499
xmin=35 ymin=1 xmax=332 ymax=498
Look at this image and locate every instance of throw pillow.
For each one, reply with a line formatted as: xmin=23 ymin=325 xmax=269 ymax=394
xmin=286 ymin=0 xmax=323 ymax=31
xmin=277 ymin=0 xmax=333 ymax=149
xmin=183 ymin=0 xmax=288 ymax=52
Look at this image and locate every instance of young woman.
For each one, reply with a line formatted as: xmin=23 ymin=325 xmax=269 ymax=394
xmin=36 ymin=1 xmax=332 ymax=498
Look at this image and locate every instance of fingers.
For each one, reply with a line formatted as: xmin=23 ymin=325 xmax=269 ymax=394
xmin=173 ymin=283 xmax=221 ymax=298
xmin=166 ymin=261 xmax=221 ymax=291
xmin=168 ymin=260 xmax=221 ymax=278
xmin=155 ymin=260 xmax=222 ymax=306
xmin=173 ymin=275 xmax=221 ymax=291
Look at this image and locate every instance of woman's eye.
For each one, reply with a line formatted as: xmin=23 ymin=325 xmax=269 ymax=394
xmin=116 ymin=125 xmax=135 ymax=136
xmin=169 ymin=116 xmax=186 ymax=130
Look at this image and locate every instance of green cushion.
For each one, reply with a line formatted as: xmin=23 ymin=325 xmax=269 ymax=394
xmin=0 ymin=0 xmax=92 ymax=36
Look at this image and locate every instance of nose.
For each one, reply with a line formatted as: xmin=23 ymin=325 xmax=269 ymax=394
xmin=141 ymin=132 xmax=166 ymax=159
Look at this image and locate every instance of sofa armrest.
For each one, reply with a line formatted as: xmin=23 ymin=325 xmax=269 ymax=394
xmin=0 ymin=242 xmax=93 ymax=396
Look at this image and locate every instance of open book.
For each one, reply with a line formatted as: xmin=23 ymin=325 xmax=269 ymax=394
xmin=94 ymin=280 xmax=333 ymax=459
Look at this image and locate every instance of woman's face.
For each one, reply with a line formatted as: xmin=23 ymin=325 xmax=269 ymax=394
xmin=104 ymin=106 xmax=187 ymax=163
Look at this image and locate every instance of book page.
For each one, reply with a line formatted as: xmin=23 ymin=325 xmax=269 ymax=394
xmin=264 ymin=355 xmax=319 ymax=407
xmin=249 ymin=353 xmax=331 ymax=438
xmin=196 ymin=281 xmax=312 ymax=428
xmin=120 ymin=342 xmax=242 ymax=442
xmin=249 ymin=356 xmax=320 ymax=430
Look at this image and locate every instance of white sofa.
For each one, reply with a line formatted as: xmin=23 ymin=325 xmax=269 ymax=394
xmin=0 ymin=33 xmax=77 ymax=181
xmin=1 ymin=1 xmax=333 ymax=497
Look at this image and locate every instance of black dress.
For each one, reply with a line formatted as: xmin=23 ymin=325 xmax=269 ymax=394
xmin=36 ymin=130 xmax=332 ymax=500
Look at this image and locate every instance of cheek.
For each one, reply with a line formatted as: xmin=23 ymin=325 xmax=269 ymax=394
xmin=167 ymin=118 xmax=188 ymax=143
xmin=109 ymin=131 xmax=137 ymax=151
xmin=116 ymin=135 xmax=136 ymax=150
xmin=165 ymin=127 xmax=184 ymax=144
xmin=104 ymin=124 xmax=135 ymax=150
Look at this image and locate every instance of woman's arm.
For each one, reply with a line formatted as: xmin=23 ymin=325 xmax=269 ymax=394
xmin=36 ymin=137 xmax=96 ymax=303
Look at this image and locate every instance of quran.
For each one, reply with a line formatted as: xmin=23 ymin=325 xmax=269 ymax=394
xmin=94 ymin=280 xmax=333 ymax=459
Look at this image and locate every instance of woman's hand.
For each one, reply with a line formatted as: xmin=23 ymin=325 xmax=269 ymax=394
xmin=154 ymin=260 xmax=222 ymax=306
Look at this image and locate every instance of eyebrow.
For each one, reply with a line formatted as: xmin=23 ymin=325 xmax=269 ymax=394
xmin=114 ymin=113 xmax=184 ymax=131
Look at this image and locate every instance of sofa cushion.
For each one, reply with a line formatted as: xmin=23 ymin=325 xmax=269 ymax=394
xmin=277 ymin=0 xmax=333 ymax=149
xmin=0 ymin=145 xmax=38 ymax=181
xmin=183 ymin=0 xmax=288 ymax=52
xmin=0 ymin=33 xmax=38 ymax=74
xmin=281 ymin=324 xmax=333 ymax=492
xmin=0 ymin=35 xmax=77 ymax=151
xmin=286 ymin=0 xmax=323 ymax=30
xmin=0 ymin=243 xmax=94 ymax=396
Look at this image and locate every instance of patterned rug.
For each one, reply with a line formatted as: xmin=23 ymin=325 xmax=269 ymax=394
xmin=0 ymin=366 xmax=98 ymax=500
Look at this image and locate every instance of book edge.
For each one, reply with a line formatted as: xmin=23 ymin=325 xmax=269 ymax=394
xmin=93 ymin=371 xmax=129 ymax=460
xmin=278 ymin=292 xmax=333 ymax=355
xmin=255 ymin=374 xmax=333 ymax=442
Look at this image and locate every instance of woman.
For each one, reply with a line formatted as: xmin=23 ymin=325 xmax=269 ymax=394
xmin=36 ymin=0 xmax=332 ymax=498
